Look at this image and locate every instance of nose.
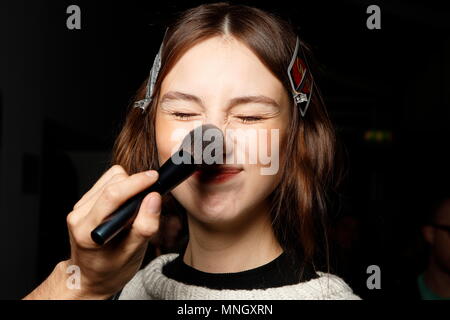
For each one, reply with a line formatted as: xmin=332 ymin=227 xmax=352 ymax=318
xmin=201 ymin=124 xmax=232 ymax=166
xmin=203 ymin=111 xmax=238 ymax=165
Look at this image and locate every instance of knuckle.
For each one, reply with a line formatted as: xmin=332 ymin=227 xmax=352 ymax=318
xmin=110 ymin=165 xmax=126 ymax=176
xmin=102 ymin=185 xmax=121 ymax=202
xmin=137 ymin=172 xmax=157 ymax=186
xmin=66 ymin=211 xmax=78 ymax=229
xmin=69 ymin=226 xmax=83 ymax=244
xmin=72 ymin=234 xmax=90 ymax=249
xmin=70 ymin=227 xmax=96 ymax=249
xmin=76 ymin=238 xmax=96 ymax=250
xmin=138 ymin=223 xmax=159 ymax=238
xmin=110 ymin=172 xmax=128 ymax=183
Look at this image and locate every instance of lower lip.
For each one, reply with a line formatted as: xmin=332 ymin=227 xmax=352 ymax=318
xmin=193 ymin=169 xmax=242 ymax=184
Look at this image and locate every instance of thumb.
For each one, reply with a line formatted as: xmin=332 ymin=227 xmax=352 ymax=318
xmin=128 ymin=192 xmax=161 ymax=245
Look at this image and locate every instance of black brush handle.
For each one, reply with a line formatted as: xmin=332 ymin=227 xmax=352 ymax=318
xmin=91 ymin=152 xmax=197 ymax=245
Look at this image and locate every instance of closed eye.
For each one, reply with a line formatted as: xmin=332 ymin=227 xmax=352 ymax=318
xmin=170 ymin=112 xmax=265 ymax=123
xmin=237 ymin=116 xmax=264 ymax=123
xmin=171 ymin=112 xmax=199 ymax=120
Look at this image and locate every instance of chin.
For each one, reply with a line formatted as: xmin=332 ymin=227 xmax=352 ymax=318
xmin=171 ymin=171 xmax=269 ymax=227
xmin=191 ymin=192 xmax=242 ymax=222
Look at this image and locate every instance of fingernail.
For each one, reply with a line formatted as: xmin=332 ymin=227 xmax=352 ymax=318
xmin=147 ymin=195 xmax=160 ymax=214
xmin=145 ymin=170 xmax=158 ymax=178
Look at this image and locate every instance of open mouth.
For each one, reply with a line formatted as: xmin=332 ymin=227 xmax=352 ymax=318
xmin=193 ymin=165 xmax=243 ymax=184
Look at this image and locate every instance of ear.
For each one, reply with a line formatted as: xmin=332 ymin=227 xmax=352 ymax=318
xmin=422 ymin=225 xmax=435 ymax=245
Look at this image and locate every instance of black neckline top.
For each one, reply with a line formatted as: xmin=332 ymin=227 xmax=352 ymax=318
xmin=162 ymin=251 xmax=319 ymax=290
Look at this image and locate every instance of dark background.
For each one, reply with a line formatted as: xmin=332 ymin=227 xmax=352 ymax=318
xmin=0 ymin=0 xmax=449 ymax=299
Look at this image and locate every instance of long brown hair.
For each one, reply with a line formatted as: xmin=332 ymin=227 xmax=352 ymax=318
xmin=112 ymin=2 xmax=336 ymax=271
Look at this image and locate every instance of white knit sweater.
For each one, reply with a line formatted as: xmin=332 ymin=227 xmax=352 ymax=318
xmin=118 ymin=253 xmax=361 ymax=300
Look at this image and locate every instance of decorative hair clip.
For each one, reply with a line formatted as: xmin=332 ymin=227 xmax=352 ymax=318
xmin=287 ymin=37 xmax=314 ymax=117
xmin=134 ymin=28 xmax=168 ymax=111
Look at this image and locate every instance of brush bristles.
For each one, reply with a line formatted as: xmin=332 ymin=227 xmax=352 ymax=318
xmin=179 ymin=124 xmax=224 ymax=165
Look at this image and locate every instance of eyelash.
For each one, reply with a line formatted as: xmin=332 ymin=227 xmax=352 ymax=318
xmin=172 ymin=112 xmax=197 ymax=120
xmin=238 ymin=116 xmax=264 ymax=123
xmin=170 ymin=112 xmax=264 ymax=123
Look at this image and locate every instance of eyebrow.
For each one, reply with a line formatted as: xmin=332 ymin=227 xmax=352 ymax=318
xmin=159 ymin=91 xmax=281 ymax=110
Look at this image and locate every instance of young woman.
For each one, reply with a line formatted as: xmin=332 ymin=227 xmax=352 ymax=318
xmin=25 ymin=2 xmax=360 ymax=300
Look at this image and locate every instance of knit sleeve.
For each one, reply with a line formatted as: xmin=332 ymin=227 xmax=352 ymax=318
xmin=312 ymin=272 xmax=362 ymax=300
xmin=118 ymin=269 xmax=153 ymax=300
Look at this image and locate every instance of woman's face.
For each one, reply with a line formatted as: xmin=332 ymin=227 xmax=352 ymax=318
xmin=155 ymin=35 xmax=291 ymax=229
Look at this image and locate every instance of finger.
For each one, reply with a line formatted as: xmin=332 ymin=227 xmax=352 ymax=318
xmin=74 ymin=172 xmax=129 ymax=213
xmin=127 ymin=192 xmax=162 ymax=246
xmin=73 ymin=165 xmax=127 ymax=210
xmin=68 ymin=172 xmax=130 ymax=227
xmin=84 ymin=170 xmax=159 ymax=228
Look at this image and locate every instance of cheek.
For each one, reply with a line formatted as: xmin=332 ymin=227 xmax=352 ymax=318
xmin=247 ymin=166 xmax=280 ymax=191
xmin=155 ymin=111 xmax=204 ymax=165
xmin=155 ymin=113 xmax=180 ymax=165
xmin=243 ymin=127 xmax=285 ymax=195
xmin=254 ymin=121 xmax=287 ymax=178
